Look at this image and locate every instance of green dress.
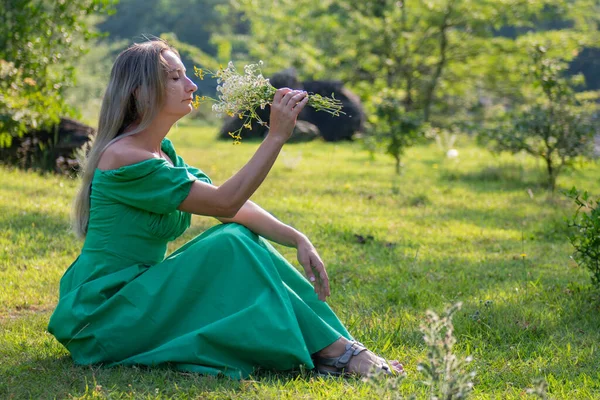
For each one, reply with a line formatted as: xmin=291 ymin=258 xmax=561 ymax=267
xmin=48 ymin=138 xmax=351 ymax=379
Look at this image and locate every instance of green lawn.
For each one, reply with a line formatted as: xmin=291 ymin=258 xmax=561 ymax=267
xmin=1 ymin=123 xmax=599 ymax=399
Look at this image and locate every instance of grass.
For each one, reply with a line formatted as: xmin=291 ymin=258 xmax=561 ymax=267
xmin=1 ymin=122 xmax=599 ymax=399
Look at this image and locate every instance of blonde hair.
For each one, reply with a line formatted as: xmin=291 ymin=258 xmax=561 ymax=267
xmin=72 ymin=39 xmax=179 ymax=238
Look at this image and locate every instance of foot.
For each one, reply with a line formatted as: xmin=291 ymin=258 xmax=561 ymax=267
xmin=315 ymin=338 xmax=404 ymax=377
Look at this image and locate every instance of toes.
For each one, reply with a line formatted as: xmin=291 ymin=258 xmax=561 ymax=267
xmin=387 ymin=360 xmax=405 ymax=374
xmin=393 ymin=364 xmax=405 ymax=374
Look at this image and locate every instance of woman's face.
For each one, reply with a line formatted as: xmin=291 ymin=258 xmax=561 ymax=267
xmin=161 ymin=50 xmax=198 ymax=118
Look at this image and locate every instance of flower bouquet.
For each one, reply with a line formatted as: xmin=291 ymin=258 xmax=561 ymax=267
xmin=193 ymin=61 xmax=344 ymax=144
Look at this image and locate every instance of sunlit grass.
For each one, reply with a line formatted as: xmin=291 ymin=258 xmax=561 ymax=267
xmin=1 ymin=122 xmax=599 ymax=398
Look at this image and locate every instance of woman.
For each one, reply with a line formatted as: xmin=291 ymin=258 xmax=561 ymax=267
xmin=48 ymin=39 xmax=404 ymax=379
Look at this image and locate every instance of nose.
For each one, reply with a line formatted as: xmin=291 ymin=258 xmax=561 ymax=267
xmin=186 ymin=76 xmax=198 ymax=93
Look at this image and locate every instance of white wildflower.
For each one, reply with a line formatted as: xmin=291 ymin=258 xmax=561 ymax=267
xmin=192 ymin=61 xmax=344 ymax=143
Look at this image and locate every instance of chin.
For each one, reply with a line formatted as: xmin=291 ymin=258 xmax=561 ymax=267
xmin=166 ymin=108 xmax=192 ymax=119
xmin=182 ymin=104 xmax=194 ymax=115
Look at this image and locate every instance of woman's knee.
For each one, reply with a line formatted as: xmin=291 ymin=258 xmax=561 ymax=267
xmin=207 ymin=224 xmax=255 ymax=247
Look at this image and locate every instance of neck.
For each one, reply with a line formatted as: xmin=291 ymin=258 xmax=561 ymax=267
xmin=134 ymin=113 xmax=179 ymax=152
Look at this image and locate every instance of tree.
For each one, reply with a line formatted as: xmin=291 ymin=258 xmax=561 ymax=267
xmin=369 ymin=89 xmax=423 ymax=174
xmin=484 ymin=46 xmax=596 ymax=191
xmin=98 ymin=0 xmax=239 ymax=91
xmin=0 ymin=0 xmax=115 ymax=146
xmin=98 ymin=0 xmax=233 ymax=58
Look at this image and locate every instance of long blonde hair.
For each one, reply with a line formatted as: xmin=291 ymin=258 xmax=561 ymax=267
xmin=72 ymin=39 xmax=179 ymax=238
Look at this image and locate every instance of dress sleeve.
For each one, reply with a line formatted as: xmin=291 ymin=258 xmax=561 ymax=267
xmin=94 ymin=159 xmax=197 ymax=214
xmin=161 ymin=137 xmax=212 ymax=184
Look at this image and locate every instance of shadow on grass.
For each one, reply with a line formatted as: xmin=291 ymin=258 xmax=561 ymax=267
xmin=433 ymin=202 xmax=571 ymax=238
xmin=0 ymin=311 xmax=314 ymax=399
xmin=0 ymin=355 xmax=249 ymax=398
xmin=440 ymin=164 xmax=550 ymax=193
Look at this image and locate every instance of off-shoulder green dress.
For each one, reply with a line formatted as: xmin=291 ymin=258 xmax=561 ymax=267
xmin=48 ymin=138 xmax=351 ymax=379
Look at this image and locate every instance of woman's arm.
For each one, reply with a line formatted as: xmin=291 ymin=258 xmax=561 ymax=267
xmin=218 ymin=201 xmax=330 ymax=301
xmin=178 ymin=89 xmax=308 ymax=218
xmin=217 ymin=200 xmax=301 ymax=247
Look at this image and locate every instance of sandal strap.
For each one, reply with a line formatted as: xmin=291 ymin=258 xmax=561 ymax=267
xmin=316 ymin=341 xmax=368 ymax=369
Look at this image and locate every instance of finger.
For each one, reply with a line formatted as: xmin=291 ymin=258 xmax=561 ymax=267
xmin=309 ymin=267 xmax=324 ymax=300
xmin=292 ymin=94 xmax=309 ymax=114
xmin=280 ymin=90 xmax=302 ymax=107
xmin=319 ymin=272 xmax=330 ymax=299
xmin=273 ymin=87 xmax=292 ymax=104
xmin=298 ymin=255 xmax=317 ymax=284
xmin=313 ymin=274 xmax=323 ymax=299
xmin=314 ymin=272 xmax=326 ymax=300
xmin=285 ymin=91 xmax=307 ymax=108
xmin=311 ymin=260 xmax=330 ymax=300
xmin=311 ymin=259 xmax=328 ymax=292
xmin=320 ymin=269 xmax=330 ymax=298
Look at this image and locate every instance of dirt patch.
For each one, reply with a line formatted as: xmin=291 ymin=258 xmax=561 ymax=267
xmin=0 ymin=305 xmax=54 ymax=322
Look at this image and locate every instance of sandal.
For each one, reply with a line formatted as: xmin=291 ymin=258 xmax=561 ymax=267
xmin=313 ymin=340 xmax=395 ymax=377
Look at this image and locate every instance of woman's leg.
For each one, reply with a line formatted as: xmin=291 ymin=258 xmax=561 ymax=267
xmin=314 ymin=337 xmax=405 ymax=376
xmin=255 ymin=234 xmax=404 ymax=376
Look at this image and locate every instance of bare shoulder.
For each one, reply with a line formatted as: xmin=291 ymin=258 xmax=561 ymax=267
xmin=97 ymin=138 xmax=155 ymax=171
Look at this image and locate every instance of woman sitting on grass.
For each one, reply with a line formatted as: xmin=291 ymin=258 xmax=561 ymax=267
xmin=47 ymin=39 xmax=404 ymax=379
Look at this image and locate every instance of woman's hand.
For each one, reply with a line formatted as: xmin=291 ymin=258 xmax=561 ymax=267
xmin=296 ymin=235 xmax=330 ymax=301
xmin=268 ymin=88 xmax=309 ymax=142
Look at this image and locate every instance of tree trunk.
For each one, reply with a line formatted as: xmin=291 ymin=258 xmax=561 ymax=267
xmin=423 ymin=5 xmax=452 ymax=123
xmin=395 ymin=155 xmax=401 ymax=175
xmin=400 ymin=0 xmax=413 ymax=112
xmin=546 ymin=157 xmax=556 ymax=192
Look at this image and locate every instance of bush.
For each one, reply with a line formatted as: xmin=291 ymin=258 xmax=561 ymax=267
xmin=564 ymin=187 xmax=600 ymax=288
xmin=417 ymin=303 xmax=475 ymax=400
xmin=367 ymin=303 xmax=475 ymax=400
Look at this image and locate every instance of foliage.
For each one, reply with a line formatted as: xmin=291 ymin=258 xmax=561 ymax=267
xmin=482 ymin=46 xmax=597 ymax=191
xmin=98 ymin=0 xmax=242 ymax=98
xmin=222 ymin=0 xmax=599 ymax=173
xmin=0 ymin=0 xmax=115 ymax=147
xmin=98 ymin=0 xmax=232 ymax=61
xmin=368 ymin=89 xmax=424 ymax=174
xmin=95 ymin=0 xmax=600 ymax=94
xmin=227 ymin=0 xmax=510 ymax=123
xmin=222 ymin=1 xmax=598 ymax=120
xmin=417 ymin=303 xmax=475 ymax=400
xmin=0 ymin=59 xmax=61 ymax=147
xmin=564 ymin=187 xmax=600 ymax=288
xmin=63 ymin=38 xmax=128 ymax=126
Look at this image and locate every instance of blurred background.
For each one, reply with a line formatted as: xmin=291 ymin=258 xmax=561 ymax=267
xmin=1 ymin=0 xmax=599 ymax=186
